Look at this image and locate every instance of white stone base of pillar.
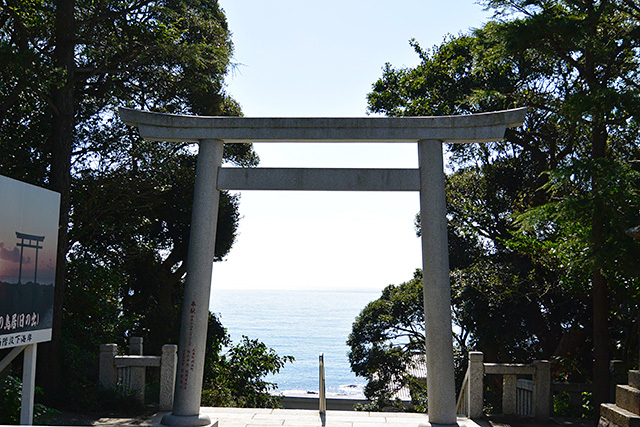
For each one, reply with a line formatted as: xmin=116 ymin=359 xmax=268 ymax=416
xmin=157 ymin=413 xmax=217 ymax=427
xmin=418 ymin=422 xmax=459 ymax=427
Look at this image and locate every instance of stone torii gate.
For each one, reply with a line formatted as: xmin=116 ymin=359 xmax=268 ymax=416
xmin=15 ymin=232 xmax=45 ymax=285
xmin=119 ymin=107 xmax=527 ymax=427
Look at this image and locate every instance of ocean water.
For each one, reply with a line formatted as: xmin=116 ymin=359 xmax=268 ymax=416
xmin=209 ymin=289 xmax=380 ymax=396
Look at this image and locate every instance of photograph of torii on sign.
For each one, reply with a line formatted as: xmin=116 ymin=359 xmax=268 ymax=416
xmin=0 ymin=175 xmax=60 ymax=349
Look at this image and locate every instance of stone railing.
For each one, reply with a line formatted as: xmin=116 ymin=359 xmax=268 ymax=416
xmin=99 ymin=337 xmax=177 ymax=411
xmin=456 ymin=351 xmax=550 ymax=421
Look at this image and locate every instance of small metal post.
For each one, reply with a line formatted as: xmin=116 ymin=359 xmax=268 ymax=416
xmin=319 ymin=354 xmax=326 ymax=415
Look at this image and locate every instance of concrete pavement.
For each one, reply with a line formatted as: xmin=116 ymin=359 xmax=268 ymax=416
xmin=142 ymin=408 xmax=483 ymax=427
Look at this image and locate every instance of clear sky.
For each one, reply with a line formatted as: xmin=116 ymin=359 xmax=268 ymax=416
xmin=210 ymin=0 xmax=491 ymax=292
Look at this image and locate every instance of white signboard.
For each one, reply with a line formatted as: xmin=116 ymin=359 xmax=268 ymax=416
xmin=0 ymin=175 xmax=60 ymax=349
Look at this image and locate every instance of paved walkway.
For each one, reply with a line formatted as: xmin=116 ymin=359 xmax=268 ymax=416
xmin=143 ymin=408 xmax=482 ymax=427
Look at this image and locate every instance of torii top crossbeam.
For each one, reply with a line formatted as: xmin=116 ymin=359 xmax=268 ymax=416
xmin=119 ymin=107 xmax=527 ymax=143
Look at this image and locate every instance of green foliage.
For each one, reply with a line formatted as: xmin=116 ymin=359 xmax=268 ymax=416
xmin=348 ymin=270 xmax=427 ymax=411
xmin=515 ymin=158 xmax=640 ymax=290
xmin=69 ymin=139 xmax=245 ymax=353
xmin=57 ymin=255 xmax=136 ymax=409
xmin=0 ymin=375 xmax=58 ymax=425
xmin=553 ymin=391 xmax=594 ymax=419
xmin=360 ymin=0 xmax=640 ymax=411
xmin=0 ymin=0 xmax=265 ymax=408
xmin=202 ymin=314 xmax=294 ymax=408
xmin=0 ymin=376 xmax=23 ymax=425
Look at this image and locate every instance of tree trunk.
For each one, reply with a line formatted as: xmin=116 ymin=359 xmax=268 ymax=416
xmin=593 ymin=267 xmax=610 ymax=406
xmin=37 ymin=0 xmax=75 ymax=401
xmin=591 ymin=123 xmax=611 ymax=408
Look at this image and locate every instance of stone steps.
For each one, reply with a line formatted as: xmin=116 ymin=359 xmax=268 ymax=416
xmin=617 ymin=385 xmax=640 ymax=414
xmin=601 ymin=404 xmax=640 ymax=427
xmin=600 ymin=371 xmax=640 ymax=427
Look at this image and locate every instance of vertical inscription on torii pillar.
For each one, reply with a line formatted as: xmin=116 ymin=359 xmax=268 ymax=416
xmin=178 ymin=301 xmax=198 ymax=391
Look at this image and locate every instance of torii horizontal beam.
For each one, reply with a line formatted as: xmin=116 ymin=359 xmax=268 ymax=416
xmin=15 ymin=232 xmax=45 ymax=242
xmin=119 ymin=107 xmax=527 ymax=143
xmin=217 ymin=168 xmax=420 ymax=191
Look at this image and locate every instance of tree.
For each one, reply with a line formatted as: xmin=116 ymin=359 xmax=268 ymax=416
xmin=362 ymin=0 xmax=640 ymax=411
xmin=368 ymin=31 xmax=591 ymax=364
xmin=0 ymin=0 xmax=259 ymax=400
xmin=69 ymin=138 xmax=246 ymax=353
xmin=481 ymin=0 xmax=640 ymax=406
xmin=347 ymin=270 xmax=428 ymax=411
xmin=202 ymin=313 xmax=294 ymax=408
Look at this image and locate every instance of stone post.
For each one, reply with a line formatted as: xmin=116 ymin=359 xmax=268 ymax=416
xmin=533 ymin=360 xmax=550 ymax=422
xmin=160 ymin=344 xmax=178 ymax=411
xmin=610 ymin=360 xmax=625 ymax=402
xmin=503 ymin=375 xmax=517 ymax=415
xmin=129 ymin=337 xmax=145 ymax=404
xmin=468 ymin=351 xmax=484 ymax=418
xmin=418 ymin=139 xmax=458 ymax=427
xmin=160 ymin=139 xmax=224 ymax=427
xmin=129 ymin=337 xmax=143 ymax=355
xmin=99 ymin=344 xmax=117 ymax=390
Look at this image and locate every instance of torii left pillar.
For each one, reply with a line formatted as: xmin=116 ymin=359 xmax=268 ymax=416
xmin=159 ymin=139 xmax=223 ymax=427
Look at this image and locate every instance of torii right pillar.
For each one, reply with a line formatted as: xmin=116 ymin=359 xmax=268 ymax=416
xmin=418 ymin=139 xmax=458 ymax=426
